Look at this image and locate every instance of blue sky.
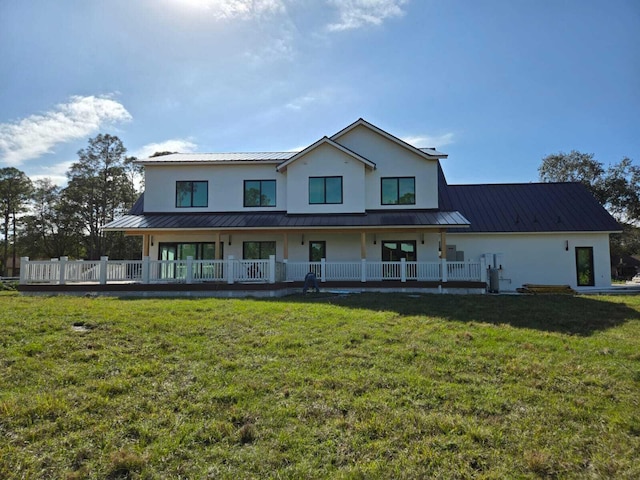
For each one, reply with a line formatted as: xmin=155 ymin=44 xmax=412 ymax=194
xmin=1 ymin=0 xmax=638 ymax=186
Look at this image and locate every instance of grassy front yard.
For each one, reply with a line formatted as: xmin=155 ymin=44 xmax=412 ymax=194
xmin=1 ymin=292 xmax=639 ymax=479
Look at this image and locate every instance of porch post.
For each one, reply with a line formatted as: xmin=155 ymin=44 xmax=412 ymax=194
xmin=19 ymin=257 xmax=28 ymax=284
xmin=100 ymin=256 xmax=108 ymax=285
xmin=320 ymin=258 xmax=326 ymax=282
xmin=59 ymin=256 xmax=68 ymax=285
xmin=142 ymin=256 xmax=150 ymax=284
xmin=440 ymin=229 xmax=448 ymax=283
xmin=440 ymin=229 xmax=447 ymax=260
xmin=142 ymin=234 xmax=150 ymax=257
xmin=361 ymin=259 xmax=366 ymax=282
xmin=441 ymin=259 xmax=448 ymax=283
xmin=227 ymin=255 xmax=235 ymax=284
xmin=269 ymin=255 xmax=276 ymax=283
xmin=283 ymin=233 xmax=289 ymax=261
xmin=480 ymin=256 xmax=487 ymax=283
xmin=401 ymin=258 xmax=407 ymax=283
xmin=186 ymin=256 xmax=193 ymax=284
xmin=215 ymin=231 xmax=221 ymax=259
xmin=360 ymin=232 xmax=366 ymax=260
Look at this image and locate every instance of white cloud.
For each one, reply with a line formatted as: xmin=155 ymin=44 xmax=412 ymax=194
xmin=170 ymin=0 xmax=285 ymax=20
xmin=29 ymin=161 xmax=74 ymax=187
xmin=133 ymin=139 xmax=198 ymax=159
xmin=401 ymin=132 xmax=455 ymax=149
xmin=0 ymin=95 xmax=132 ymax=166
xmin=327 ymin=0 xmax=408 ymax=31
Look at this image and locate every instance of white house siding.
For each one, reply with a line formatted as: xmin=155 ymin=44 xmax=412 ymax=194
xmin=284 ymin=143 xmax=366 ymax=214
xmin=448 ymin=232 xmax=612 ymax=290
xmin=333 ymin=125 xmax=439 ymax=209
xmin=144 ymin=163 xmax=285 ymax=213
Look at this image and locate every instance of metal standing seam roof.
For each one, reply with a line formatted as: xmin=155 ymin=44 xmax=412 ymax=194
xmin=438 ymin=178 xmax=621 ymax=233
xmin=136 ymin=152 xmax=298 ymax=163
xmin=103 ymin=209 xmax=471 ymax=231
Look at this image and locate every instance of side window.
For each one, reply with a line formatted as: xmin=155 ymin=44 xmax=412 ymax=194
xmin=381 ymin=177 xmax=415 ymax=205
xmin=244 ymin=180 xmax=276 ymax=207
xmin=176 ymin=181 xmax=208 ymax=207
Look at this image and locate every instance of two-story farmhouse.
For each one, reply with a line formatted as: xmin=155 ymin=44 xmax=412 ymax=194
xmin=102 ymin=118 xmax=619 ymax=292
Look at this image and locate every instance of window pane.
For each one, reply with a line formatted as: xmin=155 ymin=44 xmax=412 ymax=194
xmin=398 ymin=178 xmax=415 ymax=204
xmin=382 ymin=178 xmax=398 ymax=205
xmin=309 ymin=241 xmax=325 ymax=261
xmin=309 ymin=177 xmax=325 ymax=204
xmin=176 ymin=181 xmax=191 ymax=207
xmin=262 ymin=241 xmax=276 ymax=258
xmin=325 ymin=177 xmax=342 ymax=204
xmin=244 ymin=181 xmax=261 ymax=207
xmin=192 ymin=181 xmax=208 ymax=207
xmin=261 ymin=180 xmax=276 ymax=206
xmin=201 ymin=243 xmax=216 ymax=260
xmin=243 ymin=242 xmax=260 ymax=260
xmin=178 ymin=243 xmax=197 ymax=259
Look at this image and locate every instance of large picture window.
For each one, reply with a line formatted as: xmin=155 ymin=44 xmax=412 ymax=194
xmin=309 ymin=176 xmax=343 ymax=204
xmin=176 ymin=181 xmax=208 ymax=207
xmin=244 ymin=180 xmax=276 ymax=207
xmin=243 ymin=241 xmax=276 ymax=260
xmin=381 ymin=177 xmax=415 ymax=205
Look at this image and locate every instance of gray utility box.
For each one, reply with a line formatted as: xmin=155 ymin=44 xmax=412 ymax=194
xmin=488 ymin=268 xmax=500 ymax=293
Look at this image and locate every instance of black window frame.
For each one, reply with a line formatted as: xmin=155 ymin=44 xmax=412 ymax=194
xmin=381 ymin=177 xmax=416 ymax=205
xmin=175 ymin=180 xmax=208 ymax=208
xmin=242 ymin=241 xmax=276 ymax=260
xmin=243 ymin=179 xmax=277 ymax=207
xmin=309 ymin=176 xmax=343 ymax=205
xmin=309 ymin=241 xmax=326 ymax=262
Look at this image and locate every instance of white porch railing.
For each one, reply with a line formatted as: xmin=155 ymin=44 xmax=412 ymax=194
xmin=19 ymin=256 xmax=486 ymax=286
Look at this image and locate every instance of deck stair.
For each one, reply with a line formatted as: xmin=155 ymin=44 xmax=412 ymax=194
xmin=516 ymin=284 xmax=576 ymax=295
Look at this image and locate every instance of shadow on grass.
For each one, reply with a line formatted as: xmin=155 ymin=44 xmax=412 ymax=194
xmin=261 ymin=293 xmax=640 ymax=336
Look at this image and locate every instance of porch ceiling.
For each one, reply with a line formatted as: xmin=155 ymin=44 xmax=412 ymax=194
xmin=103 ymin=209 xmax=470 ymax=232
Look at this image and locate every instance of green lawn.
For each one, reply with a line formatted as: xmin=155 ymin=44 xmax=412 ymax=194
xmin=1 ymin=292 xmax=639 ymax=479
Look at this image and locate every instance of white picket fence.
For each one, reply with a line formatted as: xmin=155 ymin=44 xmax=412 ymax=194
xmin=20 ymin=256 xmax=485 ymax=285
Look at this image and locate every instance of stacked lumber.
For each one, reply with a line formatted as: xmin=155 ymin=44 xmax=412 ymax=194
xmin=516 ymin=284 xmax=576 ymax=295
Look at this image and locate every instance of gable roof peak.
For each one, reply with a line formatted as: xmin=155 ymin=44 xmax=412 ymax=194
xmin=276 ymin=135 xmax=376 ymax=173
xmin=331 ymin=118 xmax=448 ymax=160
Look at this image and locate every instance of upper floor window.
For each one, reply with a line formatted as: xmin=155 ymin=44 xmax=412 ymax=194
xmin=176 ymin=181 xmax=208 ymax=208
xmin=244 ymin=180 xmax=276 ymax=207
xmin=381 ymin=177 xmax=415 ymax=205
xmin=309 ymin=176 xmax=343 ymax=204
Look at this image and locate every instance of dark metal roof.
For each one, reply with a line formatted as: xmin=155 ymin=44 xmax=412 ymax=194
xmin=113 ymin=164 xmax=619 ymax=234
xmin=438 ymin=176 xmax=621 ymax=233
xmin=103 ymin=209 xmax=470 ymax=231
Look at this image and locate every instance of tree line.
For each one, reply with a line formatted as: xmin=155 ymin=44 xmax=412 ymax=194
xmin=0 ymin=134 xmax=142 ymax=276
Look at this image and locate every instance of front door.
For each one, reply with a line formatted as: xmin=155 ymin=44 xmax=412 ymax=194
xmin=575 ymin=247 xmax=595 ymax=286
xmin=381 ymin=241 xmax=417 ymax=279
xmin=309 ymin=241 xmax=326 ymax=276
xmin=160 ymin=244 xmax=177 ymax=279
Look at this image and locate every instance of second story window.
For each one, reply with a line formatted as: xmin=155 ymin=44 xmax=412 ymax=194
xmin=176 ymin=181 xmax=208 ymax=208
xmin=309 ymin=176 xmax=343 ymax=204
xmin=244 ymin=180 xmax=276 ymax=207
xmin=381 ymin=177 xmax=415 ymax=205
